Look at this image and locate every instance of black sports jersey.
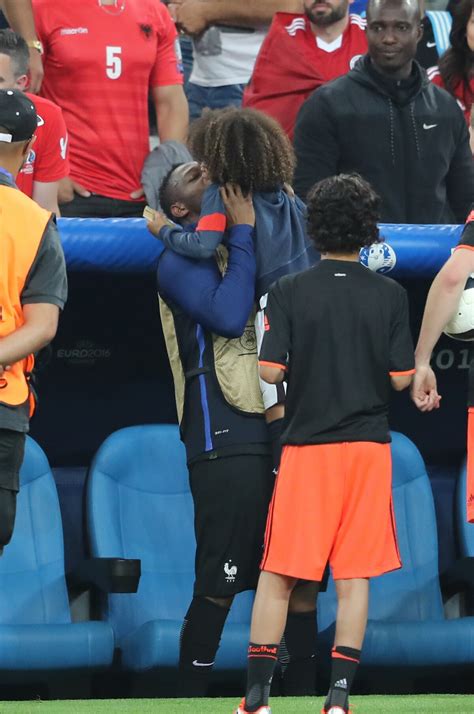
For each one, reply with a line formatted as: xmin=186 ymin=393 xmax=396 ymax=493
xmin=259 ymin=259 xmax=415 ymax=445
xmin=455 ymin=211 xmax=474 ymax=407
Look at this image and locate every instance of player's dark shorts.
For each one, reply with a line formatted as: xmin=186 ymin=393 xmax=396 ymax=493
xmin=262 ymin=441 xmax=401 ymax=581
xmin=189 ymin=453 xmax=274 ymax=598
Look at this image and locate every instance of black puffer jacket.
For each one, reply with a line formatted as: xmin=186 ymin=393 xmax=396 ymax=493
xmin=294 ymin=55 xmax=473 ymax=224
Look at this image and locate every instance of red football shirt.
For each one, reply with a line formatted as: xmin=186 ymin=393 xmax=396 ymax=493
xmin=33 ymin=0 xmax=183 ymax=201
xmin=429 ymin=67 xmax=474 ymax=126
xmin=243 ymin=13 xmax=367 ymax=139
xmin=16 ymin=93 xmax=69 ymax=199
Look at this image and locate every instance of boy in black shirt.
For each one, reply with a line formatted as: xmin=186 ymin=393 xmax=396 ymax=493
xmin=235 ymin=173 xmax=414 ymax=714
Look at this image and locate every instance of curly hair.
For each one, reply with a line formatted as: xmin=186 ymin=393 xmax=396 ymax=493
xmin=438 ymin=0 xmax=474 ymax=102
xmin=187 ymin=107 xmax=295 ymax=192
xmin=307 ymin=174 xmax=381 ymax=253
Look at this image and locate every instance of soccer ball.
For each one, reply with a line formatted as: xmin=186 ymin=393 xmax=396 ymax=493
xmin=444 ymin=277 xmax=474 ymax=341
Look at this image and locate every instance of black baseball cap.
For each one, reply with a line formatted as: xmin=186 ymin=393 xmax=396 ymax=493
xmin=0 ymin=89 xmax=37 ymax=143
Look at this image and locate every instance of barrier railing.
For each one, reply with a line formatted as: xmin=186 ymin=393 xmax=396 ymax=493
xmin=58 ymin=219 xmax=463 ymax=277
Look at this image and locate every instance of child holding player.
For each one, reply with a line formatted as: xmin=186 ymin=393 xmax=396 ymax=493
xmin=147 ymin=106 xmax=313 ymax=301
xmin=235 ymin=173 xmax=415 ymax=714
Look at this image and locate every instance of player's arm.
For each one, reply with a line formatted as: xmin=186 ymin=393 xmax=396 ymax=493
xmin=2 ymin=0 xmax=44 ymax=93
xmin=158 ymin=185 xmax=256 ymax=337
xmin=168 ymin=0 xmax=304 ymax=34
xmin=32 ymin=181 xmax=60 ymax=215
xmin=158 ymin=226 xmax=256 ymax=337
xmin=415 ymin=248 xmax=474 ymax=367
xmin=152 ymin=85 xmax=188 ymax=144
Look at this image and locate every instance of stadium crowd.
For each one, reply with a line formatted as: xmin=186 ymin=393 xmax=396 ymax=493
xmin=0 ymin=0 xmax=473 ymax=712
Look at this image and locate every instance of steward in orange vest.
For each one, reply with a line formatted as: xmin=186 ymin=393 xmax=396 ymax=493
xmin=0 ymin=89 xmax=67 ymax=553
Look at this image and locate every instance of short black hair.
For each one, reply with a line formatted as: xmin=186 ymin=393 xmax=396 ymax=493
xmin=0 ymin=30 xmax=29 ymax=78
xmin=158 ymin=163 xmax=184 ymax=219
xmin=307 ymin=173 xmax=381 ymax=253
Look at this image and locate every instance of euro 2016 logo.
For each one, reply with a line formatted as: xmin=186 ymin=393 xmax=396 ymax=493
xmin=359 ymin=242 xmax=397 ymax=274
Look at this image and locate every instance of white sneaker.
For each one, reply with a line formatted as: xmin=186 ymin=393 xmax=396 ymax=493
xmin=326 ymin=708 xmax=348 ymax=714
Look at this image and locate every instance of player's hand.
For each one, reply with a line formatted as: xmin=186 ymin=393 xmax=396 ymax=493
xmin=145 ymin=210 xmax=172 ymax=238
xmin=58 ymin=177 xmax=91 ymax=203
xmin=27 ymin=48 xmax=44 ymax=94
xmin=220 ymin=184 xmax=255 ymax=228
xmin=411 ymin=364 xmax=441 ymax=412
xmin=169 ymin=0 xmax=210 ymax=36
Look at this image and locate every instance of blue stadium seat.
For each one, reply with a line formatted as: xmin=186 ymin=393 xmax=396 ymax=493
xmin=0 ymin=437 xmax=114 ymax=671
xmin=318 ymin=432 xmax=474 ymax=666
xmin=86 ymin=424 xmax=253 ymax=672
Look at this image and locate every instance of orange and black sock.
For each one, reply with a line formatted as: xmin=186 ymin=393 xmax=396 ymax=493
xmin=245 ymin=642 xmax=279 ymax=712
xmin=324 ymin=645 xmax=361 ymax=711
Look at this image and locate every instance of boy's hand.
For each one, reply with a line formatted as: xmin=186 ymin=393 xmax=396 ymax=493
xmin=144 ymin=207 xmax=173 ymax=238
xmin=220 ymin=184 xmax=255 ymax=228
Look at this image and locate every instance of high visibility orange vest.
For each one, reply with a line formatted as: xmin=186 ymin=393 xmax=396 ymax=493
xmin=0 ymin=180 xmax=51 ymax=417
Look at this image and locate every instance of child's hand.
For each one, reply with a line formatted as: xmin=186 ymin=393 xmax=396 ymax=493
xmin=220 ymin=184 xmax=255 ymax=228
xmin=144 ymin=207 xmax=172 ymax=238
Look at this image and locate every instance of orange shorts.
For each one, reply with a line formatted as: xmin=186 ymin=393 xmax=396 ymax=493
xmin=261 ymin=441 xmax=401 ymax=581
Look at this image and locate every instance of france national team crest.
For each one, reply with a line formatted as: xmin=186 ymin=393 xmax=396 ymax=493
xmin=360 ymin=242 xmax=397 ymax=274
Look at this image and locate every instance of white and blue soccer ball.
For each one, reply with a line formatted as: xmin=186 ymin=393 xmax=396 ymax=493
xmin=360 ymin=242 xmax=396 ymax=274
xmin=444 ymin=276 xmax=474 ymax=342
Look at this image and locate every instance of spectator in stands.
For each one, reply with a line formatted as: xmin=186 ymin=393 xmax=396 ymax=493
xmin=0 ymin=89 xmax=67 ymax=556
xmin=243 ymin=0 xmax=368 ymax=138
xmin=428 ymin=0 xmax=474 ymax=124
xmin=1 ymin=0 xmax=43 ymax=92
xmin=0 ymin=31 xmax=69 ymax=213
xmin=294 ymin=0 xmax=474 ymax=223
xmin=167 ymin=0 xmax=304 ymax=120
xmin=32 ymin=0 xmax=188 ymax=218
xmin=152 ymin=170 xmax=318 ymax=698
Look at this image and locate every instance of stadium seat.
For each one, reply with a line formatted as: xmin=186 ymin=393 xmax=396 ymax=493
xmin=318 ymin=432 xmax=474 ymax=667
xmin=86 ymin=424 xmax=253 ymax=672
xmin=0 ymin=436 xmax=114 ymax=671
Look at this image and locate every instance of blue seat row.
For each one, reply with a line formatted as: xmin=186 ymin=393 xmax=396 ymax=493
xmin=3 ymin=427 xmax=474 ymax=678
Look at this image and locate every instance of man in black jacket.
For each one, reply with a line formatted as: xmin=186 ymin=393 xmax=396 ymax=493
xmin=294 ymin=0 xmax=473 ymax=224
